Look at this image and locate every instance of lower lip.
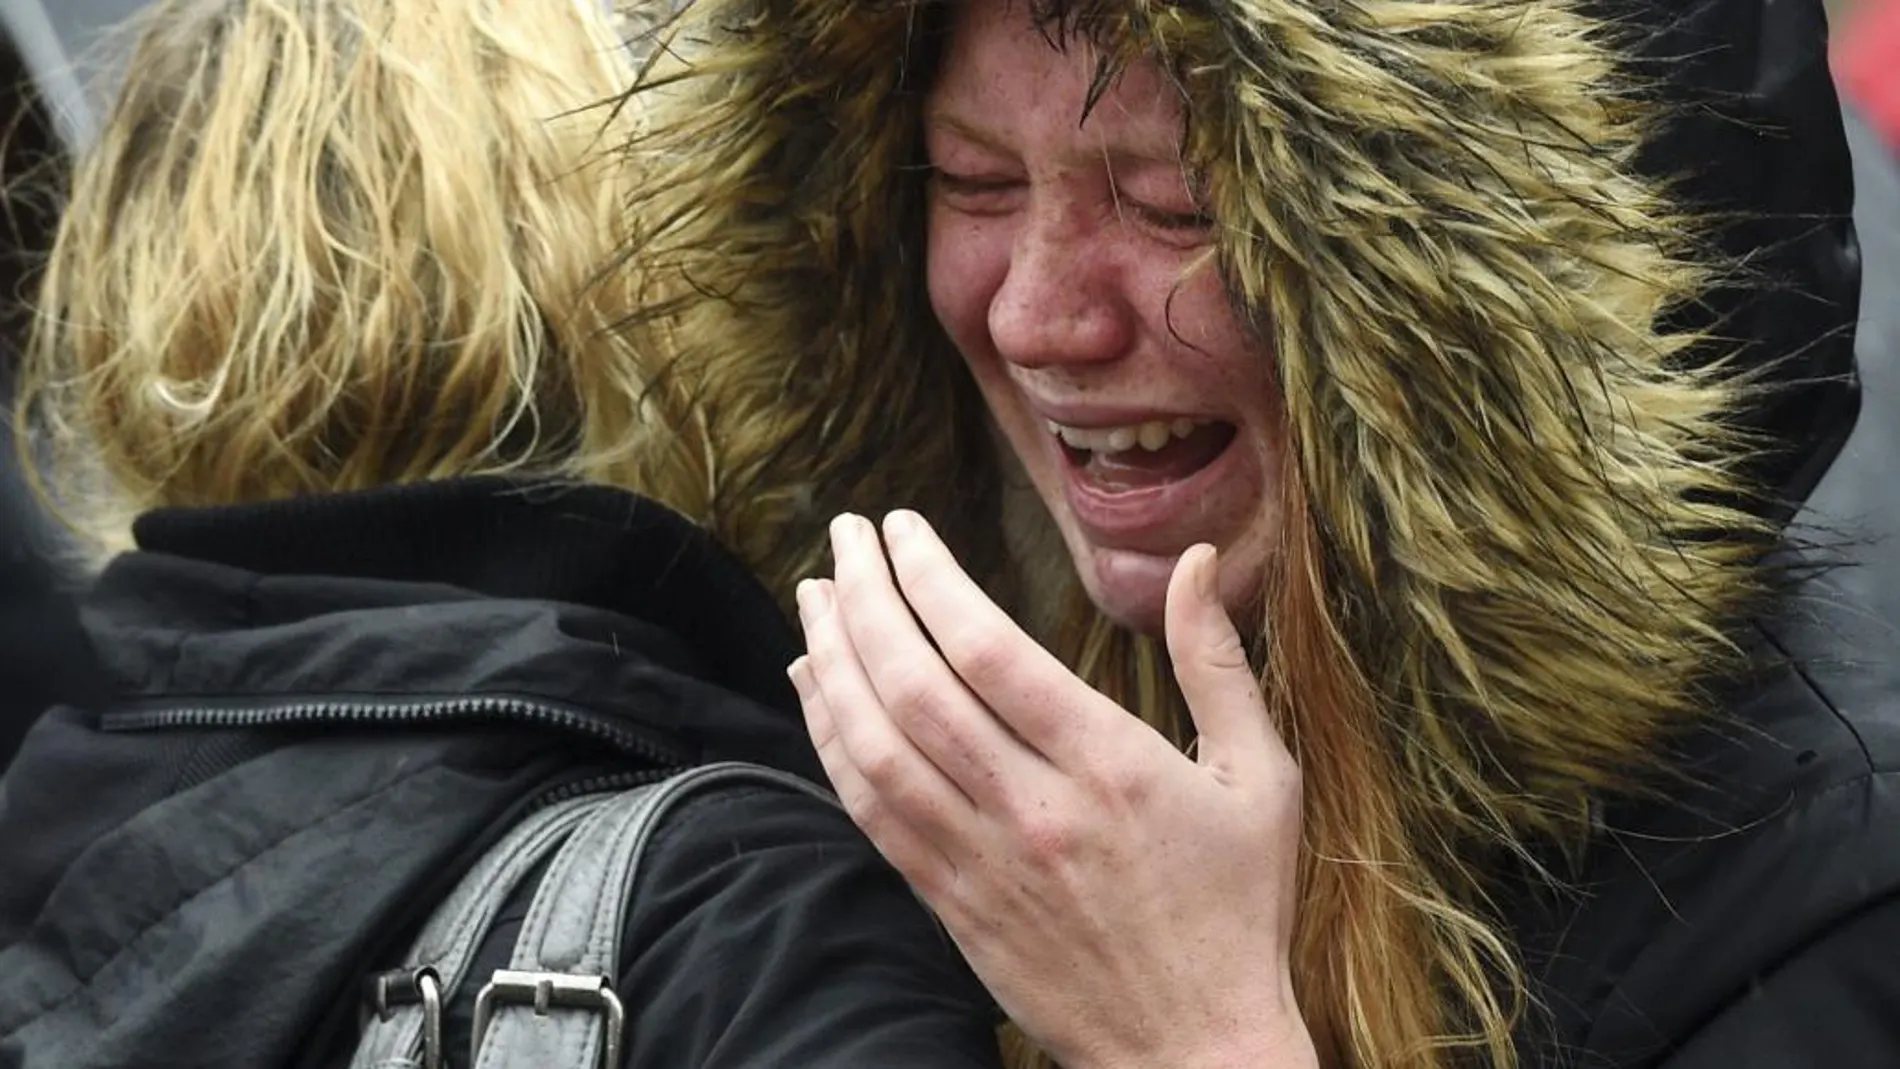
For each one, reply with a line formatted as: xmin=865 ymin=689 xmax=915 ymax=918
xmin=1054 ymin=432 xmax=1244 ymax=553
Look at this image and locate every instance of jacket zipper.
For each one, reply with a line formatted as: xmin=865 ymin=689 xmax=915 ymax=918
xmin=524 ymin=768 xmax=676 ymax=808
xmin=100 ymin=695 xmax=689 ymax=769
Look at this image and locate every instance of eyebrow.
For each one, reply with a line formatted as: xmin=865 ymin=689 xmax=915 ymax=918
xmin=923 ymin=111 xmax=1013 ymax=156
xmin=924 ymin=110 xmax=1185 ymax=172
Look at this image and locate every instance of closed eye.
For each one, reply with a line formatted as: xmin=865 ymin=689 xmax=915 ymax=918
xmin=1128 ymin=201 xmax=1214 ymax=233
xmin=930 ymin=170 xmax=1024 ymax=216
xmin=932 ymin=171 xmax=1022 ymax=195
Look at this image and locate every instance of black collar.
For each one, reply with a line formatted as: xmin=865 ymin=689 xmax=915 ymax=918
xmin=132 ymin=477 xmax=803 ymax=716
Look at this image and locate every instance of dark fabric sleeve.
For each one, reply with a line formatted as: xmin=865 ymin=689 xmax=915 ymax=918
xmin=444 ymin=784 xmax=1001 ymax=1068
xmin=1657 ymin=895 xmax=1900 ymax=1069
xmin=612 ymin=783 xmax=1002 ymax=1068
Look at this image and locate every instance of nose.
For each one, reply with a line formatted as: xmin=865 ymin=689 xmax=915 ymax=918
xmin=987 ymin=212 xmax=1134 ymax=369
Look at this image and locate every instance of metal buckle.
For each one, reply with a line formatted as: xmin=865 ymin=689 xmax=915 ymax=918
xmin=360 ymin=967 xmax=445 ymax=1069
xmin=470 ymin=969 xmax=626 ymax=1069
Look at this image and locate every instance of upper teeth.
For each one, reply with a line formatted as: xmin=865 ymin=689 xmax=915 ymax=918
xmin=1048 ymin=418 xmax=1208 ymax=453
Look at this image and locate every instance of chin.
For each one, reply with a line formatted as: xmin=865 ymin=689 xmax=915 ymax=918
xmin=1063 ymin=533 xmax=1273 ymax=643
xmin=1070 ymin=543 xmax=1178 ymax=638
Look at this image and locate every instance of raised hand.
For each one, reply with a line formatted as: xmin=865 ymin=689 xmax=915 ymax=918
xmin=790 ymin=511 xmax=1316 ymax=1069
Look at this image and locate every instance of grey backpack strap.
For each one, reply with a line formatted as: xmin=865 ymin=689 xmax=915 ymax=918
xmin=351 ymin=794 xmax=603 ymax=1069
xmin=469 ymin=762 xmax=840 ymax=1069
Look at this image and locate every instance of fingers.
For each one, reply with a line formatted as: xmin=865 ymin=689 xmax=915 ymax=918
xmin=796 ymin=576 xmax=977 ymax=824
xmin=876 ymin=509 xmax=1112 ymax=766
xmin=1162 ymin=545 xmax=1289 ymax=780
xmin=789 ymin=652 xmax=957 ymax=895
xmin=826 ymin=514 xmax=1045 ymax=802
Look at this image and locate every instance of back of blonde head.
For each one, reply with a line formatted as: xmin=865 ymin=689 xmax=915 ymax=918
xmin=15 ymin=0 xmax=702 ymax=554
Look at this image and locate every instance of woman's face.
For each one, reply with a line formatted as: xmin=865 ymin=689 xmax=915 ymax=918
xmin=924 ymin=0 xmax=1285 ymax=636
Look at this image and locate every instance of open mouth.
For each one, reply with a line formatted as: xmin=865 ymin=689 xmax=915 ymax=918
xmin=1049 ymin=417 xmax=1239 ymax=492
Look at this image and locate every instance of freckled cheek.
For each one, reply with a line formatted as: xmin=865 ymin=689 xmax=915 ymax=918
xmin=1157 ymin=265 xmax=1277 ymax=395
xmin=926 ymin=208 xmax=1014 ymax=362
xmin=925 ymin=214 xmax=1045 ymax=462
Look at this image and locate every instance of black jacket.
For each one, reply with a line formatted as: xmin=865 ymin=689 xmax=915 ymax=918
xmin=0 ymin=479 xmax=1001 ymax=1069
xmin=1505 ymin=98 xmax=1899 ymax=1069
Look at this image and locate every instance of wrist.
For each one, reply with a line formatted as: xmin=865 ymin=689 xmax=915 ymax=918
xmin=1067 ymin=993 xmax=1318 ymax=1069
xmin=1171 ymin=1021 xmax=1319 ymax=1069
xmin=1068 ymin=1028 xmax=1316 ymax=1069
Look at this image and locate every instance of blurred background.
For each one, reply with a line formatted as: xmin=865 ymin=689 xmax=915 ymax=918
xmin=2 ymin=0 xmax=1898 ymax=769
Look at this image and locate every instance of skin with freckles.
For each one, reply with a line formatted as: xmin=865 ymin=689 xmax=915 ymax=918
xmin=923 ymin=0 xmax=1285 ymax=636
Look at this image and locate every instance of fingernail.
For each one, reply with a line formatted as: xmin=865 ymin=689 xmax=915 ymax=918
xmin=830 ymin=512 xmax=866 ymax=548
xmin=795 ymin=578 xmax=826 ymax=620
xmin=883 ymin=509 xmax=921 ymax=541
xmin=786 ymin=655 xmax=813 ymax=695
xmin=1195 ymin=544 xmax=1219 ymax=603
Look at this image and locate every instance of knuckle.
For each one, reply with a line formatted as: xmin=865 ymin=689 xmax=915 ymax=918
xmin=803 ymin=627 xmax=844 ymax=672
xmin=944 ymin=628 xmax=1013 ymax=687
xmin=885 ymin=673 xmax=968 ymax=751
xmin=835 ymin=782 xmax=886 ymax=834
xmin=1203 ymin=629 xmax=1251 ymax=675
xmin=1069 ymin=740 xmax=1150 ymax=806
xmin=803 ymin=706 xmax=840 ymax=750
xmin=881 ymin=663 xmax=943 ymax=718
xmin=1013 ymin=807 xmax=1075 ymax=864
xmin=835 ymin=793 xmax=950 ymax=900
xmin=1088 ymin=762 xmax=1151 ymax=810
xmin=855 ymin=740 xmax=906 ymax=788
xmin=905 ymin=857 xmax=956 ymax=902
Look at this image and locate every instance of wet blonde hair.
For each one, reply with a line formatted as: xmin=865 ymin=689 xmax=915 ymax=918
xmin=13 ymin=0 xmax=712 ymax=553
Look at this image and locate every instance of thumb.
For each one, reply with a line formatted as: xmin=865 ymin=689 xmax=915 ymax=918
xmin=1164 ymin=544 xmax=1272 ymax=776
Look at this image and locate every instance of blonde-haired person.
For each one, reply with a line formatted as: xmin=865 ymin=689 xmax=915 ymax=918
xmin=609 ymin=0 xmax=1894 ymax=1066
xmin=16 ymin=0 xmax=702 ymax=545
xmin=0 ymin=1 xmax=1004 ymax=1066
